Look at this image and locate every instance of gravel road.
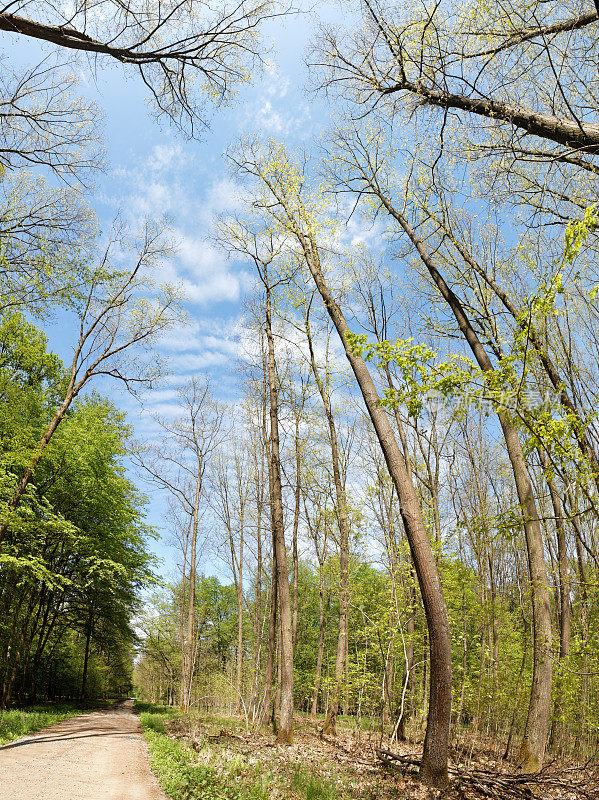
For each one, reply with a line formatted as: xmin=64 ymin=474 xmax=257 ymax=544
xmin=0 ymin=700 xmax=168 ymax=800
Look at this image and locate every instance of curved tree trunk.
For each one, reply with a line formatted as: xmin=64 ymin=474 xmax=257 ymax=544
xmin=373 ymin=197 xmax=553 ymax=772
xmin=296 ymin=233 xmax=451 ymax=787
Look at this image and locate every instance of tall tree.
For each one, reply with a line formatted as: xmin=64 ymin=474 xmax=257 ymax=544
xmin=325 ymin=126 xmax=554 ymax=769
xmin=219 ymin=221 xmax=295 ymax=743
xmin=137 ymin=380 xmax=224 ymax=711
xmin=301 ymin=300 xmax=350 ymax=736
xmin=233 ymin=142 xmax=452 ymax=787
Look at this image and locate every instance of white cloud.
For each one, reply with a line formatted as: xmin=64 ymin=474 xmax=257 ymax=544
xmin=173 ymin=234 xmax=241 ymax=305
xmin=250 ymin=96 xmax=312 ymax=138
xmin=171 ymin=350 xmax=232 ymax=371
xmin=144 ymin=401 xmax=183 ymax=418
xmin=255 ymin=101 xmax=290 ymax=134
xmin=129 ymin=180 xmax=175 ymax=219
xmin=148 ymin=144 xmax=184 ymax=172
xmin=267 ymin=75 xmax=290 ymax=99
xmin=205 ymin=178 xmax=247 ymax=216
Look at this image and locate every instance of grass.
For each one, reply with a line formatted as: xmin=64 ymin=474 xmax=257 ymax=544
xmin=141 ymin=728 xmax=270 ymax=800
xmin=0 ymin=702 xmax=86 ymax=745
xmin=136 ymin=701 xmax=270 ymax=800
xmin=291 ymin=766 xmax=339 ymax=800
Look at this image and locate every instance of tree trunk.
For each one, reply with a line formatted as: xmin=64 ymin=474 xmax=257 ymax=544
xmin=181 ymin=475 xmax=201 ymax=713
xmin=262 ymin=564 xmax=277 ymax=727
xmin=264 ymin=280 xmax=294 ymax=743
xmin=292 ymin=435 xmax=300 ymax=650
xmin=311 ymin=564 xmax=326 ymax=716
xmin=80 ymin=610 xmax=94 ymax=700
xmin=378 ymin=204 xmax=553 ymax=772
xmin=305 ymin=316 xmax=350 ymax=737
xmin=236 ymin=573 xmax=244 ymax=714
xmin=250 ymin=466 xmax=263 ymax=719
xmin=295 ymin=229 xmax=451 ymax=787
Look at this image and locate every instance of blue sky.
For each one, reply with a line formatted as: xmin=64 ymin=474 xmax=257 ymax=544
xmin=2 ymin=2 xmax=352 ymax=581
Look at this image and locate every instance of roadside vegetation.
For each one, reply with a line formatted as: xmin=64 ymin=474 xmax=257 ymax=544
xmin=137 ymin=702 xmax=272 ymax=800
xmin=136 ymin=701 xmax=439 ymax=800
xmin=0 ymin=703 xmax=88 ymax=745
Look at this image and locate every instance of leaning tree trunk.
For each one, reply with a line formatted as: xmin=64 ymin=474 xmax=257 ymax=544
xmin=295 ymin=230 xmax=451 ymax=787
xmin=377 ymin=201 xmax=553 ymax=772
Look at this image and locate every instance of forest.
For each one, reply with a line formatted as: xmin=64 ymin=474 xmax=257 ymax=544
xmin=1 ymin=0 xmax=599 ymax=797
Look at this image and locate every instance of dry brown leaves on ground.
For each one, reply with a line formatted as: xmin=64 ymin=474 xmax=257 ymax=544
xmin=377 ymin=746 xmax=599 ymax=800
xmin=166 ymin=714 xmax=598 ymax=800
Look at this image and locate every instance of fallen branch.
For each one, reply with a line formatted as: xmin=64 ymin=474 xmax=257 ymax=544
xmin=376 ymin=747 xmax=599 ymax=799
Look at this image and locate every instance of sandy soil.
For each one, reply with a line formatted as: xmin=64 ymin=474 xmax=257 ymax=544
xmin=0 ymin=700 xmax=167 ymax=800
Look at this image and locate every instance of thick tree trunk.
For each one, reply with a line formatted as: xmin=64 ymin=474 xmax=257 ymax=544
xmin=377 ymin=203 xmax=552 ymax=772
xmin=294 ymin=231 xmax=451 ymax=787
xmin=264 ymin=281 xmax=294 ymax=743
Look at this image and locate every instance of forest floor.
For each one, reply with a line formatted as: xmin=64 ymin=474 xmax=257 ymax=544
xmin=0 ymin=699 xmax=167 ymax=799
xmin=136 ymin=704 xmax=599 ymax=800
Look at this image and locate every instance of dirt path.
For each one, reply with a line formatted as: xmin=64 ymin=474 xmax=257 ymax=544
xmin=0 ymin=700 xmax=168 ymax=800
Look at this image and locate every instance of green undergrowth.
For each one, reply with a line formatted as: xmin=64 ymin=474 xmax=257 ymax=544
xmin=0 ymin=702 xmax=87 ymax=745
xmin=137 ymin=701 xmax=270 ymax=800
xmin=136 ymin=702 xmax=347 ymax=800
xmin=291 ymin=766 xmax=339 ymax=800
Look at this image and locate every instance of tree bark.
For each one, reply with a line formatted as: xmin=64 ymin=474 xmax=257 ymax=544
xmin=305 ymin=315 xmax=350 ymax=737
xmin=293 ymin=227 xmax=451 ymax=786
xmin=264 ymin=279 xmax=294 ymax=743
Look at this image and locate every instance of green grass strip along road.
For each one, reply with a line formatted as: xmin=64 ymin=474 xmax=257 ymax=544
xmin=0 ymin=703 xmax=89 ymax=745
